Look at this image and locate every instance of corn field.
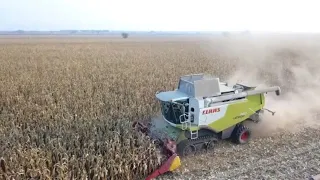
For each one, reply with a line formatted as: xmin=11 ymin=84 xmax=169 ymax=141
xmin=0 ymin=36 xmax=236 ymax=180
xmin=1 ymin=35 xmax=319 ymax=180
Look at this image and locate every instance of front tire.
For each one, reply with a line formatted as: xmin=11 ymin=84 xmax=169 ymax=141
xmin=183 ymin=144 xmax=196 ymax=156
xmin=177 ymin=140 xmax=196 ymax=157
xmin=232 ymin=124 xmax=251 ymax=144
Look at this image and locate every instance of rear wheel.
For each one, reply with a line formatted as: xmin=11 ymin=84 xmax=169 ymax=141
xmin=232 ymin=124 xmax=251 ymax=144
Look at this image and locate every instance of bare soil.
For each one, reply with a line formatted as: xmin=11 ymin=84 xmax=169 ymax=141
xmin=158 ymin=127 xmax=320 ymax=180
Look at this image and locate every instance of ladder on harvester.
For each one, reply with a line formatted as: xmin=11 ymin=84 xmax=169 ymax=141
xmin=179 ymin=113 xmax=198 ymax=139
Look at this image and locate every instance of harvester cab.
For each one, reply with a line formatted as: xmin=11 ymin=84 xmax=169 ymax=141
xmin=133 ymin=73 xmax=281 ymax=180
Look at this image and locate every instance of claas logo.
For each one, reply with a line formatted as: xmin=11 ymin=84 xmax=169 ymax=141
xmin=202 ymin=108 xmax=220 ymax=114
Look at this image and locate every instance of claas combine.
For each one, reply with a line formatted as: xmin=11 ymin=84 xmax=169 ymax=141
xmin=133 ymin=74 xmax=281 ymax=180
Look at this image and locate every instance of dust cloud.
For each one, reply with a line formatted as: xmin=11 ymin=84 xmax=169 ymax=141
xmin=215 ymin=34 xmax=320 ymax=137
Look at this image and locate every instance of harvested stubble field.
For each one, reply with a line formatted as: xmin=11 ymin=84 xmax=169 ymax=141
xmin=0 ymin=34 xmax=320 ymax=180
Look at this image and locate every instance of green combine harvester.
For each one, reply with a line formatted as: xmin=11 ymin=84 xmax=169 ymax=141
xmin=133 ymin=73 xmax=281 ymax=180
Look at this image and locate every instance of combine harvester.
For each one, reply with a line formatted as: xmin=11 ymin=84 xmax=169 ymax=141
xmin=133 ymin=74 xmax=281 ymax=180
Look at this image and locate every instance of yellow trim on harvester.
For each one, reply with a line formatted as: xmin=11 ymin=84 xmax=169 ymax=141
xmin=169 ymin=156 xmax=181 ymax=171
